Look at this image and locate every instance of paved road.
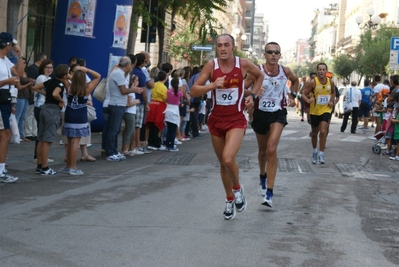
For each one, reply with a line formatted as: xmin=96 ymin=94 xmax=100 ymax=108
xmin=1 ymin=109 xmax=398 ymax=267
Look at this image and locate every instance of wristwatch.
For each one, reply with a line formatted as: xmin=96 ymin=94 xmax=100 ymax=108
xmin=251 ymin=93 xmax=257 ymax=99
xmin=290 ymin=92 xmax=297 ymax=98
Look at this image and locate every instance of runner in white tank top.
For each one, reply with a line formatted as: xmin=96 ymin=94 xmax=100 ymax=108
xmin=245 ymin=42 xmax=299 ymax=208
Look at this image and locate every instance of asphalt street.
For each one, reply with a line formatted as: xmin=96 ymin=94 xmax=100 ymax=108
xmin=1 ymin=109 xmax=398 ymax=267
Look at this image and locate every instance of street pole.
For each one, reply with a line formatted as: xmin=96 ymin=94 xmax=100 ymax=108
xmin=145 ymin=0 xmax=151 ymax=52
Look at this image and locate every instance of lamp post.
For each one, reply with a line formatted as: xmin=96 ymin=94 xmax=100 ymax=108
xmin=355 ymin=7 xmax=381 ymax=30
xmin=232 ymin=28 xmax=247 ymax=51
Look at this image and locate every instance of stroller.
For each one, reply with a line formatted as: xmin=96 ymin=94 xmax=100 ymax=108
xmin=371 ymin=131 xmax=397 ymax=155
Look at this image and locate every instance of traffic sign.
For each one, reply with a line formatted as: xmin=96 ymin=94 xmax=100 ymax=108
xmin=390 ymin=37 xmax=399 ymax=50
xmin=191 ymin=44 xmax=213 ymax=51
xmin=389 ymin=37 xmax=399 ymax=70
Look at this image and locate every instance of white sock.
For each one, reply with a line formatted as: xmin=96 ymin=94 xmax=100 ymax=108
xmin=0 ymin=163 xmax=5 ymax=174
xmin=313 ymin=148 xmax=318 ymax=153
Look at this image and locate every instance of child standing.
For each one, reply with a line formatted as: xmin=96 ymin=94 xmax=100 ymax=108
xmin=165 ymin=77 xmax=183 ymax=152
xmin=382 ymin=104 xmax=395 ymax=156
xmin=62 ymin=65 xmax=101 ymax=175
xmin=123 ymin=74 xmax=141 ymax=156
xmin=390 ymin=107 xmax=399 ymax=160
xmin=31 ymin=64 xmax=70 ymax=175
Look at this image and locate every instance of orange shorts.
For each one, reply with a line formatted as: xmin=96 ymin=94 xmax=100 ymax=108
xmin=208 ymin=113 xmax=247 ymax=139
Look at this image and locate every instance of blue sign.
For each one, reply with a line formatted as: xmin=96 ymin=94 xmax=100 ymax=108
xmin=192 ymin=44 xmax=213 ymax=51
xmin=390 ymin=37 xmax=399 ymax=69
xmin=390 ymin=37 xmax=399 ymax=50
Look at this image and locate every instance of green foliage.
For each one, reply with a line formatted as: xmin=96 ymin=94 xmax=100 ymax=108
xmin=355 ymin=24 xmax=399 ymax=78
xmin=133 ymin=0 xmax=232 ymax=65
xmin=131 ymin=0 xmax=229 ymax=40
xmin=332 ymin=54 xmax=357 ymax=82
xmin=291 ymin=61 xmax=321 ymax=78
xmin=173 ymin=0 xmax=230 ymax=41
xmin=234 ymin=50 xmax=247 ymax=58
xmin=163 ymin=0 xmax=231 ymax=42
xmin=169 ymin=27 xmax=214 ymax=65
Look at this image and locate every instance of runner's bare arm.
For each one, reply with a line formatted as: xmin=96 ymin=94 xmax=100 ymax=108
xmin=190 ymin=61 xmax=216 ymax=97
xmin=283 ymin=66 xmax=299 ymax=94
xmin=301 ymin=80 xmax=315 ymax=104
xmin=241 ymin=59 xmax=263 ymax=96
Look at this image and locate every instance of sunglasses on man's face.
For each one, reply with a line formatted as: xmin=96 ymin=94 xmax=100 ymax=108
xmin=265 ymin=50 xmax=280 ymax=55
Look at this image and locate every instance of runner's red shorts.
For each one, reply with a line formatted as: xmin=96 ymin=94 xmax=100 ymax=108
xmin=208 ymin=112 xmax=247 ymax=139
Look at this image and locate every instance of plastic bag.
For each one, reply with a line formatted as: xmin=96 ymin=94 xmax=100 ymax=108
xmin=9 ymin=113 xmax=20 ymax=144
xmin=87 ymin=105 xmax=97 ymax=122
xmin=343 ymin=100 xmax=352 ymax=113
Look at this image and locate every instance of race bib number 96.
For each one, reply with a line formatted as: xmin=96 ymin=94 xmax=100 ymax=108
xmin=215 ymin=88 xmax=238 ymax=105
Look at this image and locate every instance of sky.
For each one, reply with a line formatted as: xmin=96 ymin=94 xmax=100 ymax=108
xmin=257 ymin=0 xmax=337 ymax=49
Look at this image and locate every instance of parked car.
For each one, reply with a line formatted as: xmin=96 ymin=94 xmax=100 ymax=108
xmin=334 ymin=87 xmax=347 ymax=118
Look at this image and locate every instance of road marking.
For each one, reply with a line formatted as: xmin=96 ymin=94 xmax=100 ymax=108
xmin=281 ymin=130 xmax=297 ymax=136
xmin=341 ymin=136 xmax=368 ymax=142
xmin=248 ymin=127 xmax=374 ymax=144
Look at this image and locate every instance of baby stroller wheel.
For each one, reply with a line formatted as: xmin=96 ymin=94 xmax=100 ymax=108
xmin=372 ymin=145 xmax=381 ymax=154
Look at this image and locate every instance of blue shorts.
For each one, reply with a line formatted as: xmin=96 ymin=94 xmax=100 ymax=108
xmin=358 ymin=102 xmax=371 ymax=118
xmin=0 ymin=103 xmax=11 ymax=130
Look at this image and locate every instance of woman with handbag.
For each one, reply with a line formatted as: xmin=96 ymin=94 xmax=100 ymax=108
xmin=60 ymin=65 xmax=100 ymax=175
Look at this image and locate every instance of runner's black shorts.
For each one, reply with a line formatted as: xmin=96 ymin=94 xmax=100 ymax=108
xmin=251 ymin=108 xmax=287 ymax=135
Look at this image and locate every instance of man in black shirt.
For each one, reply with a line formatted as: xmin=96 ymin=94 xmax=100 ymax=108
xmin=31 ymin=64 xmax=69 ymax=175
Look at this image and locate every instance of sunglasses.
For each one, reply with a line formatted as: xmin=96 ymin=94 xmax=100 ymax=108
xmin=265 ymin=50 xmax=280 ymax=55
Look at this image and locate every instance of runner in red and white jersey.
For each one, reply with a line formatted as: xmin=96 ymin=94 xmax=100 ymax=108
xmin=191 ymin=34 xmax=263 ymax=220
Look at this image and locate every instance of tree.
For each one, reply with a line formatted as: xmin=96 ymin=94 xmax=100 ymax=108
xmin=354 ymin=24 xmax=399 ymax=78
xmin=128 ymin=0 xmax=231 ymax=65
xmin=168 ymin=27 xmax=214 ymax=66
xmin=332 ymin=54 xmax=357 ymax=82
xmin=290 ymin=61 xmax=321 ymax=78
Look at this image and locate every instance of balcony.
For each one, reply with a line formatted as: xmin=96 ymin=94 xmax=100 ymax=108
xmin=337 ymin=36 xmax=352 ymax=48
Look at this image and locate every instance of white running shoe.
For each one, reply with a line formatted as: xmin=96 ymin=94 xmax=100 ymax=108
xmin=223 ymin=199 xmax=236 ymax=220
xmin=0 ymin=172 xmax=18 ymax=183
xmin=133 ymin=148 xmax=144 ymax=155
xmin=312 ymin=151 xmax=318 ymax=164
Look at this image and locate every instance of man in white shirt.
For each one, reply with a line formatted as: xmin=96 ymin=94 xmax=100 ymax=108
xmin=0 ymin=32 xmax=19 ymax=183
xmin=340 ymin=81 xmax=362 ymax=134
